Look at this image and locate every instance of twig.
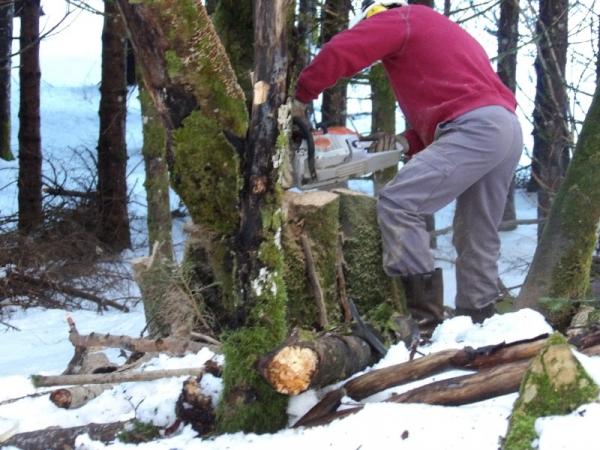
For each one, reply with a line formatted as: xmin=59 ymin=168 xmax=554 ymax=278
xmin=0 ymin=319 xmax=20 ymax=331
xmin=431 ymin=218 xmax=544 ymax=237
xmin=300 ymin=233 xmax=328 ymax=329
xmin=190 ymin=331 xmax=221 ymax=346
xmin=7 ymin=271 xmax=129 ymax=312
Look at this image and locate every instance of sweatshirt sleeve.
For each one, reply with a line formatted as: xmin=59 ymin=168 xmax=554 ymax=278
xmin=295 ymin=10 xmax=408 ymax=103
xmin=402 ymin=129 xmax=426 ymax=158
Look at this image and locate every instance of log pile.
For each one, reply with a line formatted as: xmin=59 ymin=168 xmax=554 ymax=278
xmin=285 ymin=330 xmax=600 ymax=428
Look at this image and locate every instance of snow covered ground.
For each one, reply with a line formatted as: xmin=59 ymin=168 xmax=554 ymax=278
xmin=1 ymin=1 xmax=599 ymax=449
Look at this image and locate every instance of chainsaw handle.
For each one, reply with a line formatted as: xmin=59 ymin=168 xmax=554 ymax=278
xmin=292 ymin=116 xmax=317 ymax=180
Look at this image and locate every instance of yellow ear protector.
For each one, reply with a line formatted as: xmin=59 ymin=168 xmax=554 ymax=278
xmin=365 ymin=4 xmax=388 ymax=18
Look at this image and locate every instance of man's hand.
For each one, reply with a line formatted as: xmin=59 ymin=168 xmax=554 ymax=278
xmin=362 ymin=132 xmax=409 ymax=154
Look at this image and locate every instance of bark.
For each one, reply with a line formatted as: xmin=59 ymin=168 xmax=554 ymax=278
xmin=517 ymin=82 xmax=600 ymax=310
xmin=175 ymin=376 xmax=216 ymax=435
xmin=257 ymin=333 xmax=378 ymax=395
xmin=17 ymin=0 xmax=43 ymax=233
xmin=282 ymin=190 xmax=341 ymax=328
xmin=320 ymin=0 xmax=349 ymax=126
xmin=530 ymin=0 xmax=570 ymax=238
xmin=0 ymin=0 xmax=13 ymax=161
xmin=3 ymin=421 xmax=133 ymax=449
xmin=497 ymin=0 xmax=520 ymax=228
xmin=97 ymin=0 xmax=131 ymax=250
xmin=288 ymin=0 xmax=317 ymax=86
xmin=140 ymin=86 xmax=173 ymax=260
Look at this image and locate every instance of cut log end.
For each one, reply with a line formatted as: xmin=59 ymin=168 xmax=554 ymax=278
xmin=264 ymin=346 xmax=319 ymax=395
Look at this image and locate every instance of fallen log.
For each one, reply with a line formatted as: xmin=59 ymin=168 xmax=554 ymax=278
xmin=296 ymin=343 xmax=600 ymax=428
xmin=50 ymin=384 xmax=114 ymax=409
xmin=257 ymin=334 xmax=378 ymax=395
xmin=32 ymin=366 xmax=210 ymax=388
xmin=2 ymin=421 xmax=132 ymax=449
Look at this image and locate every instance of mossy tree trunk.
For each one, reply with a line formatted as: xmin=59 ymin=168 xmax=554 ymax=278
xmin=497 ymin=0 xmax=519 ymax=229
xmin=97 ymin=0 xmax=131 ymax=251
xmin=320 ymin=0 xmax=349 ymax=126
xmin=0 ymin=0 xmax=14 ymax=161
xmin=211 ymin=0 xmax=254 ymax=104
xmin=116 ymin=0 xmax=248 ymax=326
xmin=516 ymin=82 xmax=600 ymax=311
xmin=288 ymin=0 xmax=317 ymax=87
xmin=217 ymin=0 xmax=292 ymax=433
xmin=17 ymin=0 xmax=43 ymax=233
xmin=139 ymin=86 xmax=173 ymax=261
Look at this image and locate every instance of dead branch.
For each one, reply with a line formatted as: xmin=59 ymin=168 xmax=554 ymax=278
xmin=69 ymin=330 xmax=215 ymax=356
xmin=6 ymin=270 xmax=129 ymax=312
xmin=300 ymin=233 xmax=328 ymax=328
xmin=32 ymin=366 xmax=211 ymax=388
xmin=43 ymin=185 xmax=97 ymax=199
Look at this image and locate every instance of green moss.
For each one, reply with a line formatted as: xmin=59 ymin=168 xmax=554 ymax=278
xmin=538 ymin=297 xmax=575 ymax=330
xmin=338 ymin=192 xmax=406 ymax=316
xmin=118 ymin=420 xmax=161 ymax=444
xmin=165 ymin=49 xmax=184 ymax=79
xmin=172 ymin=111 xmax=240 ymax=234
xmin=282 ymin=192 xmax=341 ymax=328
xmin=503 ymin=333 xmax=599 ymax=449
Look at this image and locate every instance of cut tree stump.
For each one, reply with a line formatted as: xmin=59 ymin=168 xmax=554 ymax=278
xmin=283 ymin=190 xmax=341 ymax=329
xmin=257 ymin=333 xmax=379 ymax=395
xmin=50 ymin=384 xmax=114 ymax=409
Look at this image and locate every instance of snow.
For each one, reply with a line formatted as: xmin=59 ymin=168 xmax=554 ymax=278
xmin=1 ymin=2 xmax=599 ymax=450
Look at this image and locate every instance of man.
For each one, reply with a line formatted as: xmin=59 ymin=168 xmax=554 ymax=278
xmin=293 ymin=0 xmax=523 ymax=328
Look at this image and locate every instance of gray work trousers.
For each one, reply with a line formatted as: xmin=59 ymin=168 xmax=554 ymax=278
xmin=377 ymin=105 xmax=523 ymax=310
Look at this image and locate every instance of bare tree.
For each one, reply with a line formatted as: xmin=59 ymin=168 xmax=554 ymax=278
xmin=17 ymin=0 xmax=42 ymax=233
xmin=97 ymin=0 xmax=130 ymax=250
xmin=0 ymin=0 xmax=14 ymax=161
xmin=321 ymin=0 xmax=350 ymax=126
xmin=497 ymin=0 xmax=520 ymax=229
xmin=529 ymin=0 xmax=570 ymax=238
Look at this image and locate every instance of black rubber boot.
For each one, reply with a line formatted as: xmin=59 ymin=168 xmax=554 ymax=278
xmin=400 ymin=268 xmax=445 ymax=336
xmin=455 ymin=303 xmax=495 ymax=324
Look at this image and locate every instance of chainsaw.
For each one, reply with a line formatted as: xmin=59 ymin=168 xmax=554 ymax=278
xmin=286 ymin=117 xmax=404 ymax=190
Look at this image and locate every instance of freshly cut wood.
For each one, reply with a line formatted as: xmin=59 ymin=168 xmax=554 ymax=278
xmin=32 ymin=366 xmax=210 ymax=388
xmin=50 ymin=384 xmax=113 ymax=409
xmin=257 ymin=334 xmax=378 ymax=395
xmin=3 ymin=421 xmax=132 ymax=449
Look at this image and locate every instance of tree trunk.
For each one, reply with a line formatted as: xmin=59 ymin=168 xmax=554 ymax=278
xmin=217 ymin=0 xmax=292 ymax=433
xmin=530 ymin=0 xmax=570 ymax=238
xmin=139 ymin=86 xmax=173 ymax=260
xmin=116 ymin=0 xmax=248 ymax=327
xmin=97 ymin=0 xmax=131 ymax=251
xmin=320 ymin=0 xmax=349 ymax=126
xmin=17 ymin=0 xmax=43 ymax=233
xmin=497 ymin=0 xmax=520 ymax=229
xmin=288 ymin=0 xmax=317 ymax=86
xmin=0 ymin=0 xmax=14 ymax=161
xmin=517 ymin=82 xmax=600 ymax=310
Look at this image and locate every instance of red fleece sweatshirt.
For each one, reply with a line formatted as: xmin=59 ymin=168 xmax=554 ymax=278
xmin=295 ymin=5 xmax=516 ymax=155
